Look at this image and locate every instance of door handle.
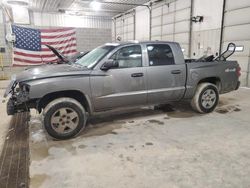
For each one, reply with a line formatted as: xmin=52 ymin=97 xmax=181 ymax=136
xmin=171 ymin=70 xmax=182 ymax=74
xmin=131 ymin=73 xmax=144 ymax=77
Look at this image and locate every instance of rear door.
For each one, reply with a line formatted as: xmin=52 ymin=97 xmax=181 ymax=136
xmin=145 ymin=43 xmax=186 ymax=104
xmin=90 ymin=45 xmax=147 ymax=111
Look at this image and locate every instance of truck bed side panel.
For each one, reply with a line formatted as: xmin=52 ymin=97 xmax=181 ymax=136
xmin=184 ymin=61 xmax=239 ymax=99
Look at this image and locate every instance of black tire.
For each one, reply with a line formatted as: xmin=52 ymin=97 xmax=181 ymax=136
xmin=191 ymin=83 xmax=219 ymax=113
xmin=43 ymin=97 xmax=87 ymax=140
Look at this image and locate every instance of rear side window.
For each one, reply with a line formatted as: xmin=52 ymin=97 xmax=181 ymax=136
xmin=147 ymin=44 xmax=175 ymax=66
xmin=110 ymin=45 xmax=142 ymax=68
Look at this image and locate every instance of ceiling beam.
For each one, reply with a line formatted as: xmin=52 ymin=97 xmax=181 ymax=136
xmin=80 ymin=0 xmax=150 ymax=7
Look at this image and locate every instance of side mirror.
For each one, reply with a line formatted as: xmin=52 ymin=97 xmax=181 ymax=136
xmin=101 ymin=60 xmax=118 ymax=71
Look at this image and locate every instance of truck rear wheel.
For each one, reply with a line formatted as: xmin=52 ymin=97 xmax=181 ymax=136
xmin=191 ymin=83 xmax=219 ymax=113
xmin=43 ymin=98 xmax=87 ymax=140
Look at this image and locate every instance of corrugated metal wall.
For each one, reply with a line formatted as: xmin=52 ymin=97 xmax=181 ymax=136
xmin=113 ymin=11 xmax=135 ymax=41
xmin=0 ymin=9 xmax=3 ymax=24
xmin=222 ymin=0 xmax=250 ymax=86
xmin=33 ymin=12 xmax=112 ymax=29
xmin=113 ymin=0 xmax=191 ymax=57
xmin=151 ymin=0 xmax=191 ymax=57
xmin=191 ymin=0 xmax=223 ymax=59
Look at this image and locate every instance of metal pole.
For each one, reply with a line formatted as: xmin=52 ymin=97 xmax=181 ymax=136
xmin=246 ymin=49 xmax=250 ymax=87
xmin=148 ymin=3 xmax=152 ymax=40
xmin=133 ymin=9 xmax=136 ymax=40
xmin=219 ymin=0 xmax=226 ymax=55
xmin=188 ymin=0 xmax=194 ymax=58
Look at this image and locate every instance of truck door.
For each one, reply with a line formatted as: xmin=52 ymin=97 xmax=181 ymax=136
xmin=145 ymin=43 xmax=186 ymax=104
xmin=90 ymin=45 xmax=147 ymax=111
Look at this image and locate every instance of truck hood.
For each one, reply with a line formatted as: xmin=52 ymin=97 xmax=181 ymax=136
xmin=4 ymin=64 xmax=89 ymax=97
xmin=17 ymin=64 xmax=89 ymax=82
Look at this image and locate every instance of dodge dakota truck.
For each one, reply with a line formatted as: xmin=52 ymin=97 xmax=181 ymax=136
xmin=4 ymin=41 xmax=241 ymax=139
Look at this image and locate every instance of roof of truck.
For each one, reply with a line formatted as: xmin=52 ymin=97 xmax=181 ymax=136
xmin=104 ymin=41 xmax=179 ymax=46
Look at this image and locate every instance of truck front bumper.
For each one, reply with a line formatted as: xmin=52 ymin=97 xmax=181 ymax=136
xmin=7 ymin=97 xmax=29 ymax=115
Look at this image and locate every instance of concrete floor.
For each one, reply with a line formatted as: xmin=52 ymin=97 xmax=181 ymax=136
xmin=0 ymin=89 xmax=12 ymax=154
xmin=27 ymin=88 xmax=250 ymax=188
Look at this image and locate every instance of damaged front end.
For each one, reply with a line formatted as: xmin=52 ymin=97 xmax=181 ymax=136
xmin=5 ymin=80 xmax=33 ymax=115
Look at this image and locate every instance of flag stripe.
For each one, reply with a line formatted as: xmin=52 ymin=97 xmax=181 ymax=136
xmin=14 ymin=58 xmax=56 ymax=64
xmin=14 ymin=51 xmax=56 ymax=58
xmin=41 ymin=38 xmax=76 ymax=45
xmin=41 ymin=29 xmax=76 ymax=37
xmin=41 ymin=32 xmax=76 ymax=39
xmin=41 ymin=36 xmax=76 ymax=43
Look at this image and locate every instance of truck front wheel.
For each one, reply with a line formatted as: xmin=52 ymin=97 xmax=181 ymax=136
xmin=43 ymin=98 xmax=87 ymax=140
xmin=191 ymin=83 xmax=219 ymax=113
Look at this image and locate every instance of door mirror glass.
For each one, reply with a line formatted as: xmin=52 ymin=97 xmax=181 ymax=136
xmin=101 ymin=60 xmax=118 ymax=70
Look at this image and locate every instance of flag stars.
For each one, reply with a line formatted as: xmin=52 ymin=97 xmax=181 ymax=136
xmin=12 ymin=25 xmax=41 ymax=51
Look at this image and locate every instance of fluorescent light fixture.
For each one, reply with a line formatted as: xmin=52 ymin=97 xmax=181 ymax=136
xmin=12 ymin=5 xmax=30 ymax=24
xmin=90 ymin=1 xmax=101 ymax=11
xmin=181 ymin=48 xmax=185 ymax=52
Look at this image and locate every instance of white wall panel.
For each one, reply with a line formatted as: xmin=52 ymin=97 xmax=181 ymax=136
xmin=162 ymin=34 xmax=174 ymax=41
xmin=175 ymin=21 xmax=189 ymax=33
xmin=226 ymin=0 xmax=250 ymax=10
xmin=150 ymin=0 xmax=191 ymax=58
xmin=162 ymin=2 xmax=175 ymax=13
xmin=152 ymin=6 xmax=162 ymax=17
xmin=33 ymin=12 xmax=112 ymax=29
xmin=162 ymin=13 xmax=174 ymax=24
xmin=175 ymin=0 xmax=191 ymax=10
xmin=192 ymin=0 xmax=223 ymax=31
xmin=192 ymin=29 xmax=221 ymax=58
xmin=162 ymin=24 xmax=174 ymax=35
xmin=224 ymin=7 xmax=250 ymax=27
xmin=113 ymin=11 xmax=135 ymax=41
xmin=135 ymin=6 xmax=150 ymax=40
xmin=0 ymin=9 xmax=3 ymax=24
xmin=222 ymin=0 xmax=250 ymax=86
xmin=224 ymin=24 xmax=250 ymax=42
xmin=151 ymin=26 xmax=161 ymax=36
xmin=152 ymin=17 xmax=161 ymax=27
xmin=175 ymin=9 xmax=190 ymax=22
xmin=175 ymin=33 xmax=189 ymax=44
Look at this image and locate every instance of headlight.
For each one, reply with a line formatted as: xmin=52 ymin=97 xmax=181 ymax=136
xmin=19 ymin=83 xmax=30 ymax=92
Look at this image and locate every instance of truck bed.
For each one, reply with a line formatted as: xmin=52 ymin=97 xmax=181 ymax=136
xmin=183 ymin=60 xmax=240 ymax=99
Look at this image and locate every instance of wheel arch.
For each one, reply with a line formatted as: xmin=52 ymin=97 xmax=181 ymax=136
xmin=37 ymin=90 xmax=92 ymax=114
xmin=197 ymin=77 xmax=221 ymax=91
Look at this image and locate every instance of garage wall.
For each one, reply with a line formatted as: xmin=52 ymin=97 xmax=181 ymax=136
xmin=151 ymin=0 xmax=191 ymax=57
xmin=113 ymin=0 xmax=191 ymax=57
xmin=33 ymin=12 xmax=112 ymax=29
xmin=0 ymin=10 xmax=112 ymax=78
xmin=113 ymin=11 xmax=135 ymax=41
xmin=222 ymin=0 xmax=250 ymax=87
xmin=135 ymin=6 xmax=150 ymax=40
xmin=191 ymin=0 xmax=223 ymax=58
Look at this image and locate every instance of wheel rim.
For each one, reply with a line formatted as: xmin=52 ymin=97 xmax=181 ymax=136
xmin=51 ymin=107 xmax=79 ymax=134
xmin=201 ymin=89 xmax=217 ymax=109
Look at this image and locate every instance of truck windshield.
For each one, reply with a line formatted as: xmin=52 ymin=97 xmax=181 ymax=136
xmin=74 ymin=45 xmax=115 ymax=68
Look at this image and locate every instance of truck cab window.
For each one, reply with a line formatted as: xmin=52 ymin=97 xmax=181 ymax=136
xmin=147 ymin=44 xmax=175 ymax=66
xmin=110 ymin=45 xmax=142 ymax=68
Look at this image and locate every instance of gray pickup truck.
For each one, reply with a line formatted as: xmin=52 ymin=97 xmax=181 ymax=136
xmin=4 ymin=41 xmax=240 ymax=139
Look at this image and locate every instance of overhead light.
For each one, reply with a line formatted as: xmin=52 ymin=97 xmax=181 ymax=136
xmin=6 ymin=0 xmax=29 ymax=6
xmin=90 ymin=1 xmax=101 ymax=11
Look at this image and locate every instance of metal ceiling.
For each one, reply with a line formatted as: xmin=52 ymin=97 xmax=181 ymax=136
xmin=27 ymin=0 xmax=151 ymax=16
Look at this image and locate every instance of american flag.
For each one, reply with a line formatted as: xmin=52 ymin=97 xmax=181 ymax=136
xmin=12 ymin=25 xmax=77 ymax=66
